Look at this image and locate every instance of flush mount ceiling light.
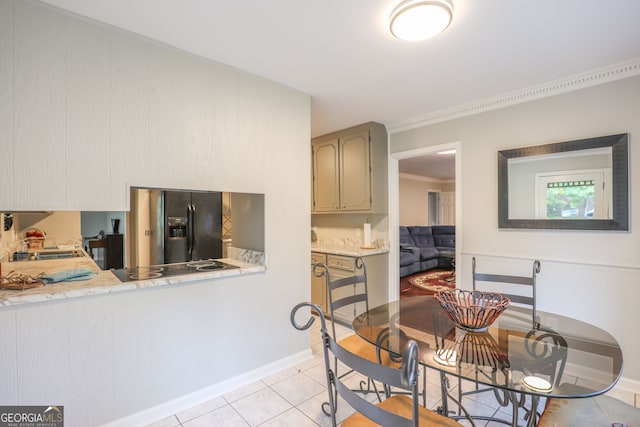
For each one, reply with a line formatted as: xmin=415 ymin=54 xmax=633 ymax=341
xmin=389 ymin=0 xmax=453 ymax=41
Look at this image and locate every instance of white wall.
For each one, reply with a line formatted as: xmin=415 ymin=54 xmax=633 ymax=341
xmin=399 ymin=174 xmax=448 ymax=226
xmin=391 ymin=76 xmax=640 ymax=386
xmin=0 ymin=1 xmax=311 ymax=425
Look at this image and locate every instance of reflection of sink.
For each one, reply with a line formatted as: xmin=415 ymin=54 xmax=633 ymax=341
xmin=31 ymin=249 xmax=86 ymax=260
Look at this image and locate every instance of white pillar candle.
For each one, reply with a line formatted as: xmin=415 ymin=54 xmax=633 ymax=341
xmin=363 ymin=223 xmax=371 ymax=247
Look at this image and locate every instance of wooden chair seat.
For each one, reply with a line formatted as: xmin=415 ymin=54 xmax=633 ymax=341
xmin=342 ymin=395 xmax=462 ymax=427
xmin=338 ymin=326 xmax=402 ymax=368
xmin=538 ymin=386 xmax=640 ymax=427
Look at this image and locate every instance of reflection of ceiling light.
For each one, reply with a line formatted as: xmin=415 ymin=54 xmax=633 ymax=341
xmin=437 ymin=149 xmax=456 ymax=155
xmin=389 ymin=0 xmax=453 ymax=42
xmin=522 ymin=375 xmax=553 ymax=392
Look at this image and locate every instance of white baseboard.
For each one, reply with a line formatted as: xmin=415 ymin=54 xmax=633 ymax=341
xmin=562 ymin=362 xmax=639 ymax=405
xmin=103 ymin=349 xmax=313 ymax=427
xmin=599 ymin=375 xmax=640 ymax=406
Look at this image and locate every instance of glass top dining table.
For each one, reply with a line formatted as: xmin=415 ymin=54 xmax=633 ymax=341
xmin=352 ymin=296 xmax=623 ymax=400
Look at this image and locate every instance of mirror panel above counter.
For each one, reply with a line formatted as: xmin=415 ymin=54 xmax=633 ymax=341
xmin=0 ymin=189 xmax=266 ymax=306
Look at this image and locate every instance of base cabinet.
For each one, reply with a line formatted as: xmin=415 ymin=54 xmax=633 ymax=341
xmin=310 ymin=251 xmax=388 ymax=323
xmin=325 ymin=254 xmax=364 ymax=325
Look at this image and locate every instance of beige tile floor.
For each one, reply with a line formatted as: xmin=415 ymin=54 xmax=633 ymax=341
xmin=147 ymin=318 xmax=637 ymax=427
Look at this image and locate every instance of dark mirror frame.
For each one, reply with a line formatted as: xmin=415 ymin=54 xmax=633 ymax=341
xmin=498 ymin=133 xmax=629 ymax=231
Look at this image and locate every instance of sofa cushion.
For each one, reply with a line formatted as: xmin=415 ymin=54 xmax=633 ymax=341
xmin=432 ymin=225 xmax=455 ymax=248
xmin=432 ymin=225 xmax=455 ymax=235
xmin=418 ymin=247 xmax=439 ymax=261
xmin=399 ymin=226 xmax=414 ymax=246
xmin=400 ymin=247 xmax=420 ymax=266
xmin=407 ymin=226 xmax=434 ymax=248
xmin=399 ymin=225 xmax=455 ymax=277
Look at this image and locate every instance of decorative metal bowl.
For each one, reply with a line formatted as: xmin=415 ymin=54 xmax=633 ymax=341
xmin=435 ymin=289 xmax=510 ymax=332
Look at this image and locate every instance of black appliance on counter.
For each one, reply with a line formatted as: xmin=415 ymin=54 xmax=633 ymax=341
xmin=129 ymin=188 xmax=223 ymax=267
xmin=113 ymin=259 xmax=238 ymax=282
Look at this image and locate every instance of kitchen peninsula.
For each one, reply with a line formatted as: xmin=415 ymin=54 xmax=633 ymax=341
xmin=0 ymin=247 xmax=265 ymax=307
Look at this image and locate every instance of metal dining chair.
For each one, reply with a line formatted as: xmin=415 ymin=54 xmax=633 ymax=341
xmin=508 ymin=326 xmax=569 ymax=426
xmin=291 ymin=302 xmax=463 ymax=427
xmin=438 ymin=257 xmax=545 ymax=424
xmin=472 ymin=256 xmax=541 ymax=328
xmin=313 ymin=258 xmax=395 ymax=414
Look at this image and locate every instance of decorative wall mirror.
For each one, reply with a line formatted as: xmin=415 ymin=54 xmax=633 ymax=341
xmin=498 ymin=133 xmax=629 ymax=230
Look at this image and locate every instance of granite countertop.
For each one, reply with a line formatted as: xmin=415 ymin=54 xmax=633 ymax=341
xmin=311 ymin=242 xmax=389 ymax=257
xmin=0 ymin=247 xmax=265 ymax=308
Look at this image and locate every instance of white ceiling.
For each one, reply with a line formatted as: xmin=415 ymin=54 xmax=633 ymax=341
xmin=40 ymin=0 xmax=640 ymax=140
xmin=399 ymin=152 xmax=455 ymax=180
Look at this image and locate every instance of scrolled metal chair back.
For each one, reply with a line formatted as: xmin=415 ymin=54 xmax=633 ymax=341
xmin=291 ymin=301 xmax=422 ymax=427
xmin=290 ymin=302 xmax=337 ymax=424
xmin=523 ymin=327 xmax=568 ymax=388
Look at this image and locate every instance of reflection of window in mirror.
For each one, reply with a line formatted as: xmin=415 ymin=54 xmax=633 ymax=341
xmin=535 ymin=170 xmax=611 ymax=219
xmin=498 ymin=133 xmax=628 ymax=230
xmin=507 ymin=147 xmax=612 ymax=220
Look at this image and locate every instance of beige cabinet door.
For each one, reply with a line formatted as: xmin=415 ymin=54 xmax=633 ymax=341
xmin=339 ymin=130 xmax=371 ymax=211
xmin=312 ymin=138 xmax=340 ymax=212
xmin=311 ymin=252 xmax=327 ymax=313
xmin=310 ymin=272 xmax=326 ymax=314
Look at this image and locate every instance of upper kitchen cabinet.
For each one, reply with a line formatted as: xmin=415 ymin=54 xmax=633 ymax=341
xmin=312 ymin=122 xmax=388 ymax=214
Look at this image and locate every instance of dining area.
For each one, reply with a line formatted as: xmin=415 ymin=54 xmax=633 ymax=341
xmin=291 ymin=255 xmax=639 ymax=427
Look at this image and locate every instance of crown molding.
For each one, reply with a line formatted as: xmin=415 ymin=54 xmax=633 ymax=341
xmin=387 ymin=58 xmax=640 ymax=134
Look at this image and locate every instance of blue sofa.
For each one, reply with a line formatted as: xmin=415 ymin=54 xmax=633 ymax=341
xmin=400 ymin=225 xmax=455 ymax=278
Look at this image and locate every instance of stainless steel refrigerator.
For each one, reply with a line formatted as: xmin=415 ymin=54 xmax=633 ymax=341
xmin=129 ymin=188 xmax=222 ymax=266
xmin=164 ymin=190 xmax=223 ymax=263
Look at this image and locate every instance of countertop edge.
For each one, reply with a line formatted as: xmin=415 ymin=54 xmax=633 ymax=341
xmin=310 ymin=245 xmax=389 ymax=257
xmin=0 ymin=259 xmax=265 ymax=308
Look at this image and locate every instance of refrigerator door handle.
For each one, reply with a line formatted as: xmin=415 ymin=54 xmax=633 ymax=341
xmin=187 ymin=204 xmax=193 ymax=257
xmin=189 ymin=203 xmax=196 ymax=258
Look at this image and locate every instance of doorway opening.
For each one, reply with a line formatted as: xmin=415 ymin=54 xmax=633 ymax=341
xmin=428 ymin=191 xmax=438 ymax=225
xmin=389 ymin=142 xmax=461 ymax=300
